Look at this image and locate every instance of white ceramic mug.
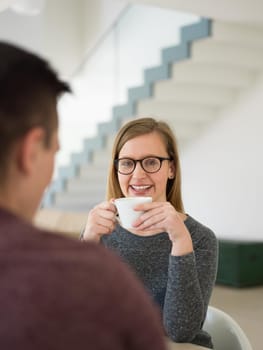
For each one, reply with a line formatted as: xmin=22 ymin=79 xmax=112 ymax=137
xmin=114 ymin=197 xmax=152 ymax=229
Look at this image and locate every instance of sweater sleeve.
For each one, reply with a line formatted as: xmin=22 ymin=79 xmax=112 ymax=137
xmin=163 ymin=226 xmax=218 ymax=343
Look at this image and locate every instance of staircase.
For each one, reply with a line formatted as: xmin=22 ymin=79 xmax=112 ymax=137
xmin=42 ymin=18 xmax=263 ymax=211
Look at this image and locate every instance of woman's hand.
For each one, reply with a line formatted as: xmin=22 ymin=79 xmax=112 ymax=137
xmin=132 ymin=201 xmax=193 ymax=256
xmin=82 ymin=200 xmax=117 ymax=243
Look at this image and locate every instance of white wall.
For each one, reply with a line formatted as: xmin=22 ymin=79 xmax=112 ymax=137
xmin=0 ymin=0 xmax=128 ymax=78
xmin=0 ymin=0 xmax=85 ymax=78
xmin=181 ymin=74 xmax=263 ymax=241
xmin=0 ymin=7 xmax=44 ymax=55
xmin=42 ymin=0 xmax=86 ymax=78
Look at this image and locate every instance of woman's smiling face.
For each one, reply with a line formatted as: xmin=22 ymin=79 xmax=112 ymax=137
xmin=117 ymin=132 xmax=174 ymax=202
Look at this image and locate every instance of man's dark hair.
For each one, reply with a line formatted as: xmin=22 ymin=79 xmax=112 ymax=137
xmin=0 ymin=41 xmax=71 ymax=173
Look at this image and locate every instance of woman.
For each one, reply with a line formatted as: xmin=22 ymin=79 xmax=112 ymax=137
xmin=82 ymin=117 xmax=218 ymax=349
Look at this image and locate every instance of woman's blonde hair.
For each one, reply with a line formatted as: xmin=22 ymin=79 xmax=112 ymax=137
xmin=106 ymin=117 xmax=184 ymax=212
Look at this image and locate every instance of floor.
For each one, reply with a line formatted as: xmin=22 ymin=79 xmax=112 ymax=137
xmin=210 ymin=284 xmax=263 ymax=350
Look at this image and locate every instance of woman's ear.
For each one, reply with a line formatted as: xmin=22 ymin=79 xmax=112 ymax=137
xmin=168 ymin=160 xmax=175 ymax=180
xmin=17 ymin=127 xmax=45 ymax=175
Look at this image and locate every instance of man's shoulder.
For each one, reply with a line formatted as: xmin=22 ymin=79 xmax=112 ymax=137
xmin=0 ymin=210 xmax=119 ymax=268
xmin=30 ymin=225 xmax=122 ymax=268
xmin=1 ymin=218 xmax=134 ymax=294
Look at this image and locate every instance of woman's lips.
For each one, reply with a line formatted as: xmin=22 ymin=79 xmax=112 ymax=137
xmin=129 ymin=185 xmax=152 ymax=194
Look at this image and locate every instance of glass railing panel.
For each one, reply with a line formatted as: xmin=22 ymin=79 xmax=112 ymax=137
xmin=56 ymin=30 xmax=117 ymax=172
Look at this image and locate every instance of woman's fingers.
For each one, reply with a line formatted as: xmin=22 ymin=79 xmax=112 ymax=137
xmin=133 ymin=202 xmax=179 ymax=233
xmin=83 ymin=201 xmax=117 ymax=241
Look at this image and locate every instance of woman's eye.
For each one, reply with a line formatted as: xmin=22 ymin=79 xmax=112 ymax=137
xmin=146 ymin=158 xmax=157 ymax=166
xmin=121 ymin=160 xmax=133 ymax=167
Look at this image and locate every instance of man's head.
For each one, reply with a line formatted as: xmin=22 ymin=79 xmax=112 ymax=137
xmin=0 ymin=41 xmax=70 ymax=219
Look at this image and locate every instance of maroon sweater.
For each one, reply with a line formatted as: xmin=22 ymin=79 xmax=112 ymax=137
xmin=0 ymin=208 xmax=166 ymax=350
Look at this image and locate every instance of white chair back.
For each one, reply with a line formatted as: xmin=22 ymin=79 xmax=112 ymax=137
xmin=203 ymin=306 xmax=253 ymax=350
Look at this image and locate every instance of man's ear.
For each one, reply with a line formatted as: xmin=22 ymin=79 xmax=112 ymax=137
xmin=17 ymin=127 xmax=45 ymax=175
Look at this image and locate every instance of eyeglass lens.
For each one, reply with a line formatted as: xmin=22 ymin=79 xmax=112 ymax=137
xmin=117 ymin=157 xmax=165 ymax=174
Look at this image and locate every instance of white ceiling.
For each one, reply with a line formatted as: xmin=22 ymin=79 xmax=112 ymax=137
xmin=2 ymin=0 xmax=263 ymax=22
xmin=131 ymin=0 xmax=263 ymax=23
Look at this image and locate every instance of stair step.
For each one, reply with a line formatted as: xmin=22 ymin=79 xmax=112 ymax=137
xmin=105 ymin=134 xmax=116 ymax=148
xmin=79 ymin=163 xmax=108 ymax=177
xmin=171 ymin=61 xmax=257 ymax=88
xmin=66 ymin=178 xmax=107 ymax=193
xmin=54 ymin=194 xmax=105 ymax=211
xmin=192 ymin=39 xmax=263 ymax=70
xmin=153 ymin=83 xmax=238 ymax=106
xmin=49 ymin=202 xmax=98 ymax=212
xmin=212 ymin=21 xmax=263 ymax=48
xmin=137 ymin=100 xmax=218 ymax=123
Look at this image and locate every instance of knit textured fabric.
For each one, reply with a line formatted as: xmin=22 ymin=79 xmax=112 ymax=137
xmin=101 ymin=215 xmax=218 ymax=349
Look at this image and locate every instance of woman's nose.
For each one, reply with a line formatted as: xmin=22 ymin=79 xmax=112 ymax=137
xmin=132 ymin=161 xmax=147 ymax=176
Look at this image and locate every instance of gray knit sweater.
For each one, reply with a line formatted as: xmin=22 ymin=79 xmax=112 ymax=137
xmin=101 ymin=215 xmax=218 ymax=349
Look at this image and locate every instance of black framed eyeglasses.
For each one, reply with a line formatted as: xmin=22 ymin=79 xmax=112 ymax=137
xmin=114 ymin=156 xmax=172 ymax=175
